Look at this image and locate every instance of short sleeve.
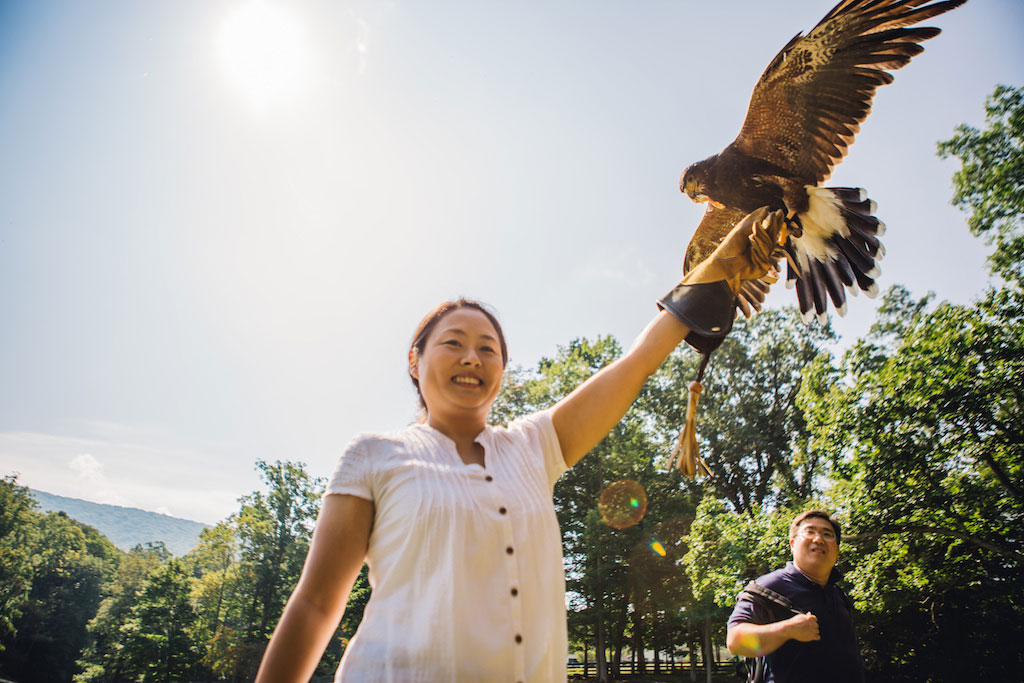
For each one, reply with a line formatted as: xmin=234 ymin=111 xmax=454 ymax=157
xmin=507 ymin=409 xmax=567 ymax=488
xmin=728 ymin=596 xmax=772 ymax=628
xmin=325 ymin=435 xmax=376 ymax=501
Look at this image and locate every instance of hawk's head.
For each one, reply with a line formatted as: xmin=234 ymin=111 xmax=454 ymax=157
xmin=679 ymin=157 xmax=722 ymax=207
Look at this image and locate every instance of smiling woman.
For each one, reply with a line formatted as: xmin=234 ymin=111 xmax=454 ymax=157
xmin=252 ymin=206 xmax=788 ymax=681
xmin=218 ymin=0 xmax=310 ymax=109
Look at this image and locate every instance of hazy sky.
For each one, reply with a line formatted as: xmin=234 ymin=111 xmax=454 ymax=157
xmin=2 ymin=0 xmax=1021 ymax=525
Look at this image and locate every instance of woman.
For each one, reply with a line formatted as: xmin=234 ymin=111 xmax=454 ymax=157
xmin=255 ymin=208 xmax=784 ymax=682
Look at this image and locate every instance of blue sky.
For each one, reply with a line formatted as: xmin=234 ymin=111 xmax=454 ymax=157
xmin=1 ymin=0 xmax=1021 ymax=525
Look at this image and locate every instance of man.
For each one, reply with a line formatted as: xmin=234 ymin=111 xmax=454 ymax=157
xmin=726 ymin=510 xmax=864 ymax=682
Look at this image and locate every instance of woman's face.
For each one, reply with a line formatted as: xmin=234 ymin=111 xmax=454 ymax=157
xmin=410 ymin=307 xmax=505 ymax=424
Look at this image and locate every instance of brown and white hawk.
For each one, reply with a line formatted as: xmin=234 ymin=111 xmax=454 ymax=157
xmin=679 ymin=0 xmax=966 ymax=323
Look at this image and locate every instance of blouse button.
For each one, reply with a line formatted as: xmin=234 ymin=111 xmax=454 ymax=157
xmin=499 ymin=506 xmax=507 ymax=514
xmin=515 ymin=634 xmax=523 ymax=644
xmin=485 ymin=475 xmax=493 ymax=482
xmin=511 ymin=587 xmax=519 ymax=597
xmin=506 ymin=546 xmax=514 ymax=555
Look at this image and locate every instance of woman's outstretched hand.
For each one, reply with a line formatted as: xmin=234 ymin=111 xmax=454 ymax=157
xmin=681 ymin=206 xmax=787 ymax=293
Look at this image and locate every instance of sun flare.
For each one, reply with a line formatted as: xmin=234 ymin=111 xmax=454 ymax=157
xmin=218 ymin=1 xmax=310 ymax=109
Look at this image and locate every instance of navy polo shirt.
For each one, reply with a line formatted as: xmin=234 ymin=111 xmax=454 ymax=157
xmin=728 ymin=562 xmax=864 ymax=683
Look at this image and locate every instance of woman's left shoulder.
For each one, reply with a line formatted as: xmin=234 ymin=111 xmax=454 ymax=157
xmin=493 ymin=409 xmax=555 ymax=443
xmin=492 ymin=410 xmax=566 ymax=484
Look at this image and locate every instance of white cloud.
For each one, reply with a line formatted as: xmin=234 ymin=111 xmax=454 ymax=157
xmin=69 ymin=453 xmax=103 ymax=480
xmin=67 ymin=453 xmax=131 ymax=507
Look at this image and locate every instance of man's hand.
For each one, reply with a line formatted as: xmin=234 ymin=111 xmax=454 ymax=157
xmin=783 ymin=612 xmax=821 ymax=642
xmin=682 ymin=206 xmax=787 ymax=293
xmin=727 ymin=611 xmax=820 ymax=658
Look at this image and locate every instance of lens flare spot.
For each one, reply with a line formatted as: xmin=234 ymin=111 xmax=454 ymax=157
xmin=739 ymin=632 xmax=762 ymax=655
xmin=598 ymin=479 xmax=648 ymax=529
xmin=649 ymin=539 xmax=667 ymax=556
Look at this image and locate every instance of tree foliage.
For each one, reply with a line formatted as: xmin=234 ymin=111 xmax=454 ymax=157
xmin=799 ymin=288 xmax=1024 ymax=680
xmin=0 ymin=505 xmax=119 ymax=683
xmin=795 ymin=85 xmax=1024 ymax=680
xmin=643 ymin=310 xmax=833 ymax=515
xmin=0 ymin=476 xmax=36 ymax=650
xmin=938 ymin=84 xmax=1024 ymax=286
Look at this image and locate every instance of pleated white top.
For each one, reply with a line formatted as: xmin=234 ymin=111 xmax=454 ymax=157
xmin=325 ymin=409 xmax=569 ymax=682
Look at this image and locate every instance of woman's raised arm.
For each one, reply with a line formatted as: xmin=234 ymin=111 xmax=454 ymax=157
xmin=254 ymin=493 xmax=374 ymax=683
xmin=551 ymin=310 xmax=688 ymax=467
xmin=551 ymin=208 xmax=786 ymax=468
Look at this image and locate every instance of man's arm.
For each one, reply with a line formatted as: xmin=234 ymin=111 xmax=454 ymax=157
xmin=726 ymin=611 xmax=821 ymax=657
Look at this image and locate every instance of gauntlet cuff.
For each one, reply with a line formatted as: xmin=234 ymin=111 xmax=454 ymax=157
xmin=657 ymin=280 xmax=736 ymax=354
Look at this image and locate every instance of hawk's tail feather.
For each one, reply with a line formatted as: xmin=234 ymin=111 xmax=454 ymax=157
xmin=843 ymin=210 xmax=885 ymax=256
xmin=808 ymin=260 xmax=831 ymax=323
xmin=795 ymin=276 xmax=816 ymax=323
xmin=784 ymin=240 xmax=803 ymax=291
xmin=831 ymin=247 xmax=856 ymax=288
xmin=792 ymin=185 xmax=884 ymax=322
xmin=822 ymin=260 xmax=850 ymax=317
xmin=835 ymin=234 xmax=878 ymax=277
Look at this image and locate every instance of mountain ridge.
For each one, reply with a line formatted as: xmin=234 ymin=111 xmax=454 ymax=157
xmin=29 ymin=489 xmax=210 ymax=557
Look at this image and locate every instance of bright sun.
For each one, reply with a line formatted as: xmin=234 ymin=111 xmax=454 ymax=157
xmin=218 ymin=1 xmax=310 ymax=109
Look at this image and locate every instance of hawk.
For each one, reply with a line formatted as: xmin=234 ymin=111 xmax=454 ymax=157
xmin=680 ymin=0 xmax=966 ymax=323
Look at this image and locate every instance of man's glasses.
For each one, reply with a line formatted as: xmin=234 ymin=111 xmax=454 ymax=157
xmin=798 ymin=526 xmax=836 ymax=542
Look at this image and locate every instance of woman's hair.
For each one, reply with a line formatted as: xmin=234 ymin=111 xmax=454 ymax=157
xmin=408 ymin=299 xmax=509 ymax=410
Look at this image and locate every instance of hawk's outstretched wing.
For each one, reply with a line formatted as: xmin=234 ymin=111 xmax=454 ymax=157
xmin=733 ymin=0 xmax=966 ymax=185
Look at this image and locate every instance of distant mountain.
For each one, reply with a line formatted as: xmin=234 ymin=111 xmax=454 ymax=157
xmin=29 ymin=489 xmax=210 ymax=557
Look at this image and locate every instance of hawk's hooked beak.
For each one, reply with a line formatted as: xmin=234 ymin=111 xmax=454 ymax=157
xmin=682 ymin=177 xmax=702 ymax=202
xmin=683 ymin=176 xmax=722 ymax=208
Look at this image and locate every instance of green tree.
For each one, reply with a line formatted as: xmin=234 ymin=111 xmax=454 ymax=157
xmin=75 ymin=543 xmax=172 ymax=683
xmin=645 ymin=310 xmax=833 ymax=515
xmin=938 ymin=84 xmax=1024 ymax=286
xmin=787 ymin=84 xmax=1024 ymax=682
xmin=800 ymin=284 xmax=1024 ymax=681
xmin=1 ymin=512 xmax=119 ymax=683
xmin=184 ymin=521 xmax=238 ymax=673
xmin=0 ymin=476 xmax=37 ymax=651
xmin=119 ymin=558 xmax=202 ymax=682
xmin=217 ymin=460 xmax=323 ymax=679
xmin=684 ymin=496 xmax=794 ymax=610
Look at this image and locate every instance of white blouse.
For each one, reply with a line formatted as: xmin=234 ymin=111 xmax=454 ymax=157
xmin=325 ymin=410 xmax=569 ymax=682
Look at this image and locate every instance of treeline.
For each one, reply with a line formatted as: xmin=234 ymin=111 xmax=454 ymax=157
xmin=1 ymin=85 xmax=1021 ymax=683
xmin=0 ymin=461 xmax=365 ymax=682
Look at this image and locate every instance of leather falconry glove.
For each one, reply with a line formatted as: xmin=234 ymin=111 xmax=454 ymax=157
xmin=659 ymin=206 xmax=786 ymax=353
xmin=657 ymin=206 xmax=787 ymax=477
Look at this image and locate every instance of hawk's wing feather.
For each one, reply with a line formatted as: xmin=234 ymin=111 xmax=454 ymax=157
xmin=731 ymin=0 xmax=966 ymax=185
xmin=683 ymin=203 xmax=749 ymax=275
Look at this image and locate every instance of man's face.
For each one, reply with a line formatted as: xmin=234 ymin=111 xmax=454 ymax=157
xmin=790 ymin=517 xmax=839 ymax=579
